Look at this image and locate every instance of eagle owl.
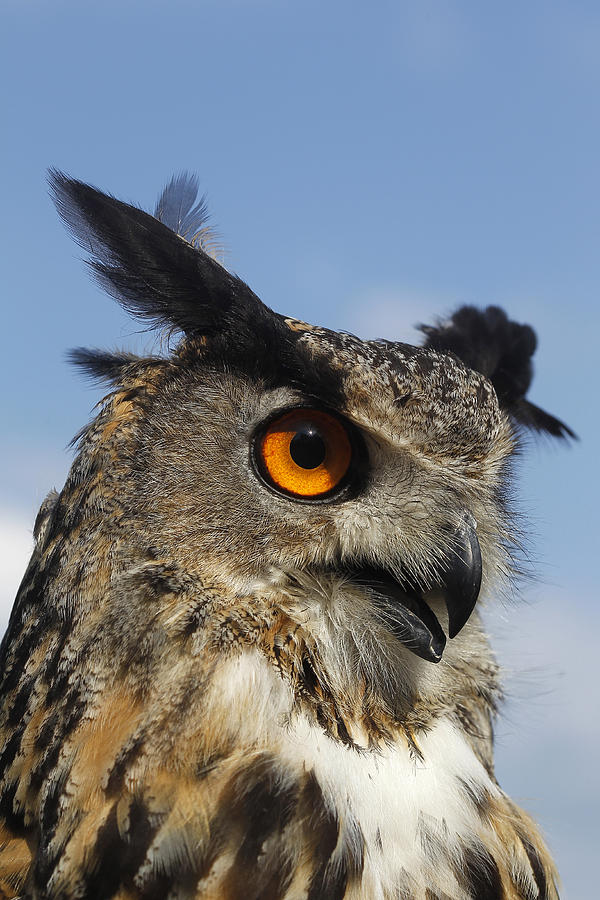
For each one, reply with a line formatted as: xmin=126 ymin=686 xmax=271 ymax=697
xmin=0 ymin=174 xmax=573 ymax=899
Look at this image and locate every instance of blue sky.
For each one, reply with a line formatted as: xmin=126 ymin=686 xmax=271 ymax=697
xmin=1 ymin=2 xmax=598 ymax=895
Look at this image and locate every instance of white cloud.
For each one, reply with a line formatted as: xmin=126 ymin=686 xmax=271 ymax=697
xmin=483 ymin=589 xmax=599 ymax=896
xmin=484 ymin=588 xmax=600 ymax=746
xmin=0 ymin=443 xmax=69 ymax=637
xmin=0 ymin=511 xmax=35 ymax=636
xmin=344 ymin=285 xmax=460 ymax=343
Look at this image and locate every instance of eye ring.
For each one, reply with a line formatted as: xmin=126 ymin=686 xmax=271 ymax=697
xmin=252 ymin=407 xmax=364 ymax=502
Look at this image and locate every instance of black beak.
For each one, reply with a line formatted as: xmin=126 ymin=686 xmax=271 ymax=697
xmin=346 ymin=513 xmax=482 ymax=663
xmin=442 ymin=512 xmax=482 ymax=639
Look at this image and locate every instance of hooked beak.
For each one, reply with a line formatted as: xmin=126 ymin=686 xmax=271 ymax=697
xmin=345 ymin=513 xmax=482 ymax=663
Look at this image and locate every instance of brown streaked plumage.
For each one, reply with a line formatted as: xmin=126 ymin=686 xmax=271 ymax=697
xmin=0 ymin=173 xmax=572 ymax=899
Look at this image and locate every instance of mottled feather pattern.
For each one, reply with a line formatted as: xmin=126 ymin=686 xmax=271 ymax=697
xmin=0 ymin=173 xmax=567 ymax=898
xmin=420 ymin=306 xmax=576 ymax=439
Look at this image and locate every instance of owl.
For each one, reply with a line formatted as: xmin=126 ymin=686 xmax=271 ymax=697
xmin=0 ymin=173 xmax=573 ymax=900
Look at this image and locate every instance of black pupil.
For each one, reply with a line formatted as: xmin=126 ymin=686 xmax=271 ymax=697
xmin=289 ymin=426 xmax=327 ymax=469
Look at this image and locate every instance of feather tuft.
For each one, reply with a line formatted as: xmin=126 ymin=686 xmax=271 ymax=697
xmin=420 ymin=305 xmax=576 ymax=439
xmin=66 ymin=348 xmax=143 ymax=384
xmin=48 ymin=169 xmax=258 ymax=337
xmin=154 ymin=173 xmax=223 ymax=259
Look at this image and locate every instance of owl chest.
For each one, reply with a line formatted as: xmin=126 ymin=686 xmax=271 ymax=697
xmin=211 ymin=652 xmax=497 ymax=899
xmin=280 ymin=718 xmax=496 ymax=898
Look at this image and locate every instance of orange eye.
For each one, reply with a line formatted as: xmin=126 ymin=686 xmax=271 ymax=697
xmin=256 ymin=409 xmax=354 ymax=499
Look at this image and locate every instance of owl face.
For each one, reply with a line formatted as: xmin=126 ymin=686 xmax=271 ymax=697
xmin=50 ymin=172 xmax=570 ymax=683
xmin=115 ymin=316 xmax=510 ymax=669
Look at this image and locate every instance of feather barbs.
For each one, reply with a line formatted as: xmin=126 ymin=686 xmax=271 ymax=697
xmin=154 ymin=173 xmax=224 ymax=261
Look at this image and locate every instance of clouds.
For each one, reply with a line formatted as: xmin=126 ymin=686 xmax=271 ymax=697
xmin=344 ymin=285 xmax=460 ymax=343
xmin=484 ymin=591 xmax=599 ymax=896
xmin=0 ymin=512 xmax=34 ymax=634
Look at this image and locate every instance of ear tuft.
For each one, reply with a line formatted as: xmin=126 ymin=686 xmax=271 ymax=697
xmin=66 ymin=348 xmax=145 ymax=384
xmin=420 ymin=305 xmax=576 ymax=439
xmin=48 ymin=169 xmax=261 ymax=337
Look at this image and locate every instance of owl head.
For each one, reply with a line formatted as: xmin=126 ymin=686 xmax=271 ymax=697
xmin=48 ymin=172 xmax=572 ymax=728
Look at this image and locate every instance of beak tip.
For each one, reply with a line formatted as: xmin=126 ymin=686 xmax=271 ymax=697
xmin=442 ymin=513 xmax=483 ymax=641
